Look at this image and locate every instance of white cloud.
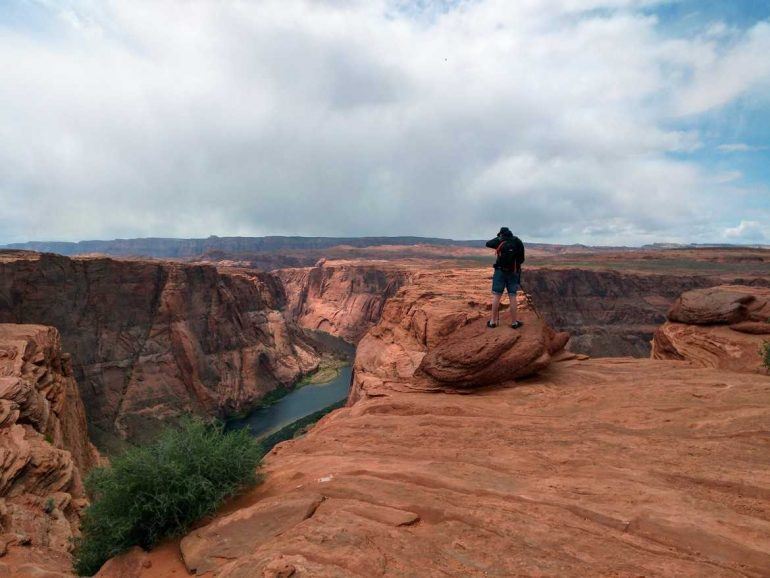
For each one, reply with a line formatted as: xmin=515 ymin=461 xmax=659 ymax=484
xmin=724 ymin=220 xmax=768 ymax=243
xmin=717 ymin=143 xmax=764 ymax=153
xmin=675 ymin=22 xmax=770 ymax=116
xmin=0 ymin=0 xmax=768 ymax=245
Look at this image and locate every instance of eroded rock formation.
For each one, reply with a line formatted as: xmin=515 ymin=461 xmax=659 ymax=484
xmin=131 ymin=271 xmax=770 ymax=577
xmin=0 ymin=324 xmax=99 ymax=575
xmin=350 ymin=269 xmax=570 ymax=402
xmin=176 ymin=359 xmax=770 ymax=577
xmin=652 ymin=285 xmax=770 ymax=373
xmin=276 ymin=260 xmax=411 ymax=343
xmin=522 ymin=268 xmax=757 ymax=357
xmin=0 ymin=251 xmax=330 ymax=443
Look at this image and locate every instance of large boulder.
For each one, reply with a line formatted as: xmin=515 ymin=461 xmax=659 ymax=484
xmin=667 ymin=286 xmax=765 ymax=325
xmin=652 ymin=285 xmax=770 ymax=373
xmin=350 ymin=269 xmax=570 ymax=401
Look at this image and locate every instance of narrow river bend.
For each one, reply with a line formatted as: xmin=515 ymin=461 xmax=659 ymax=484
xmin=228 ymin=366 xmax=352 ymax=440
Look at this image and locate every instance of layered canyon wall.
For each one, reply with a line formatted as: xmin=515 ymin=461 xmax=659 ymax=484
xmin=2 ymin=249 xmax=766 ymax=446
xmin=522 ymin=268 xmax=723 ymax=357
xmin=0 ymin=252 xmax=327 ymax=444
xmin=278 ymin=261 xmax=767 ymax=358
xmin=276 ymin=261 xmax=411 ymax=343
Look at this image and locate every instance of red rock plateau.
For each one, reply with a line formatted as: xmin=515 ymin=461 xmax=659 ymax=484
xmin=3 ymin=244 xmax=768 ymax=446
xmin=106 ymin=268 xmax=770 ymax=577
xmin=215 ymin=245 xmax=769 ymax=358
xmin=653 ymin=285 xmax=770 ymax=374
xmin=0 ymin=251 xmax=339 ymax=444
xmin=0 ymin=324 xmax=99 ymax=576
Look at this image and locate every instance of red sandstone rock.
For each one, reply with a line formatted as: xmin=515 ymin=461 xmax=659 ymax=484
xmin=276 ymin=260 xmax=410 ymax=343
xmin=0 ymin=324 xmax=99 ymax=574
xmin=180 ymin=493 xmax=324 ymax=575
xmin=166 ymin=357 xmax=770 ymax=577
xmin=667 ymin=285 xmax=769 ymax=325
xmin=93 ymin=267 xmax=770 ymax=577
xmin=652 ymin=285 xmax=770 ymax=373
xmin=350 ymin=269 xmax=569 ymax=401
xmin=0 ymin=252 xmax=326 ymax=443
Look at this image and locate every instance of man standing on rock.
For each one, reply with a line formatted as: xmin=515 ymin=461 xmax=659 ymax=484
xmin=485 ymin=227 xmax=525 ymax=329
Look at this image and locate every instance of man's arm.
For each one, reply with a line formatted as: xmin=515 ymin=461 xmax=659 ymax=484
xmin=485 ymin=237 xmax=500 ymax=249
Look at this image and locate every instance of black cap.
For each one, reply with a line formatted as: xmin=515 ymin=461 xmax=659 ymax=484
xmin=498 ymin=227 xmax=512 ymax=238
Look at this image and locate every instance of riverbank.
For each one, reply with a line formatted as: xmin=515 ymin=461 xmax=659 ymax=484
xmin=227 ymin=365 xmax=352 ymax=440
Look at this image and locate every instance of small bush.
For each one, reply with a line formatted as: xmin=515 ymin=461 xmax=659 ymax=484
xmin=761 ymin=341 xmax=770 ymax=371
xmin=74 ymin=418 xmax=263 ymax=576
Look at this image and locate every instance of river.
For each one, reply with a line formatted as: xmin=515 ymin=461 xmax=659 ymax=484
xmin=228 ymin=366 xmax=352 ymax=439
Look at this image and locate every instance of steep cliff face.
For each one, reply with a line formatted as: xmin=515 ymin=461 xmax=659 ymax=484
xmin=0 ymin=324 xmax=98 ymax=573
xmin=0 ymin=252 xmax=325 ymax=443
xmin=281 ymin=262 xmax=761 ymax=357
xmin=276 ymin=261 xmax=411 ymax=343
xmin=652 ymin=285 xmax=770 ymax=373
xmin=522 ymin=268 xmax=766 ymax=357
xmin=126 ymin=270 xmax=770 ymax=578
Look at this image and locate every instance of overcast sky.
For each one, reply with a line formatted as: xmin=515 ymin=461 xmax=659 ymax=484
xmin=1 ymin=0 xmax=769 ymax=245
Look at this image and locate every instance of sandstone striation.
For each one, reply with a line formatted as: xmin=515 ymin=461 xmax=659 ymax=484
xmin=276 ymin=260 xmax=411 ymax=343
xmin=0 ymin=324 xmax=99 ymax=575
xmin=97 ymin=267 xmax=770 ymax=577
xmin=0 ymin=251 xmax=330 ymax=444
xmin=652 ymin=285 xmax=770 ymax=373
xmin=350 ymin=269 xmax=570 ymax=402
xmin=143 ymin=358 xmax=770 ymax=577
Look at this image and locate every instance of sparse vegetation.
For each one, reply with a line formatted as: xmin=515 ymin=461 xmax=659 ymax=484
xmin=74 ymin=419 xmax=262 ymax=576
xmin=761 ymin=341 xmax=770 ymax=371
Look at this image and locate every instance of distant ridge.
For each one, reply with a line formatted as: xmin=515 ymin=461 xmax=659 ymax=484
xmin=2 ymin=236 xmax=489 ymax=258
xmin=642 ymin=242 xmax=770 ymax=250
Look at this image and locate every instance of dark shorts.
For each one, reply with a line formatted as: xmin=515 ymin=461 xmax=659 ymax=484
xmin=492 ymin=269 xmax=521 ymax=295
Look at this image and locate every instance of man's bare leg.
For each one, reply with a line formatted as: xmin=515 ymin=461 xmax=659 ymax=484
xmin=509 ymin=291 xmax=518 ymax=324
xmin=491 ymin=292 xmax=502 ymax=325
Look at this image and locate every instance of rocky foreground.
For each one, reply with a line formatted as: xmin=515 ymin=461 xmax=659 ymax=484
xmin=102 ymin=271 xmax=770 ymax=577
xmin=0 ymin=325 xmax=99 ymax=576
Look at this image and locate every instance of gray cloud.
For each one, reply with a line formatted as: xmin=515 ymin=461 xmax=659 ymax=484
xmin=0 ymin=0 xmax=769 ymax=245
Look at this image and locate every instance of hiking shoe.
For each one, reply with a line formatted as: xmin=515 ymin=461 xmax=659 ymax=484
xmin=486 ymin=320 xmax=497 ymax=329
xmin=511 ymin=321 xmax=523 ymax=329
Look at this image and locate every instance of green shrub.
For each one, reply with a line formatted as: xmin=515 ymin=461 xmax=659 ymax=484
xmin=74 ymin=418 xmax=263 ymax=576
xmin=761 ymin=341 xmax=770 ymax=371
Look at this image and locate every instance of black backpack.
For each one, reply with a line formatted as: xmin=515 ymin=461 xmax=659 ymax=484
xmin=496 ymin=236 xmax=525 ymax=272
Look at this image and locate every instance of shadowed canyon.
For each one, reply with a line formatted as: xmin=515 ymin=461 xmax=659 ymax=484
xmin=0 ymin=241 xmax=768 ymax=576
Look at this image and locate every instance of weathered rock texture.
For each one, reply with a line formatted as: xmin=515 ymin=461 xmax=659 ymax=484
xmin=147 ymin=356 xmax=770 ymax=578
xmin=96 ymin=267 xmax=770 ymax=577
xmin=0 ymin=324 xmax=98 ymax=574
xmin=522 ymin=268 xmax=768 ymax=357
xmin=652 ymin=285 xmax=770 ymax=373
xmin=0 ymin=251 xmax=327 ymax=443
xmin=351 ymin=269 xmax=570 ymax=402
xmin=277 ymin=261 xmax=411 ymax=343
